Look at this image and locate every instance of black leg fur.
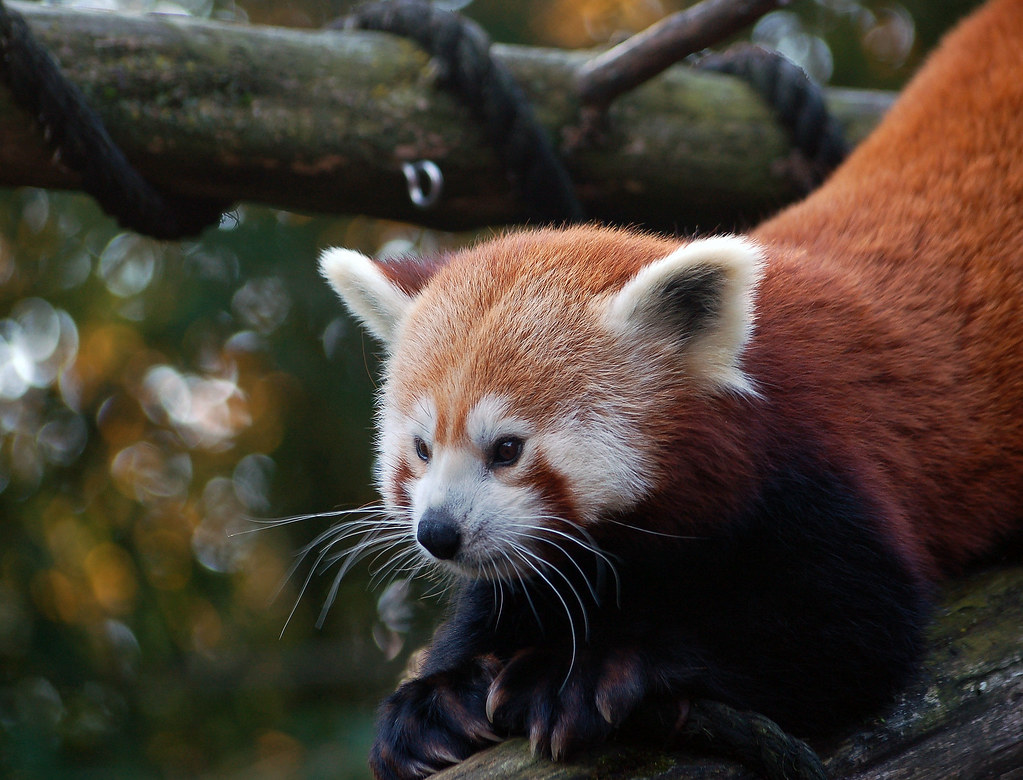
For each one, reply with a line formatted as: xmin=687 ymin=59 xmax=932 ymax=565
xmin=370 ymin=655 xmax=501 ymax=780
xmin=369 ymin=457 xmax=930 ymax=777
xmin=485 ymin=644 xmax=650 ymax=758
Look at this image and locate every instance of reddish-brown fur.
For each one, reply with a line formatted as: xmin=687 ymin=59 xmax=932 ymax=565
xmin=385 ymin=0 xmax=1023 ymax=581
xmin=749 ymin=0 xmax=1023 ymax=577
xmin=328 ymin=5 xmax=1023 ymax=776
xmin=387 ymin=229 xmax=677 ymax=433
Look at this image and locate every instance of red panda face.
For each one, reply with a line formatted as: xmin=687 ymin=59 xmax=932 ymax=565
xmin=320 ymin=227 xmax=762 ymax=580
xmin=374 ymin=294 xmax=657 ymax=577
xmin=374 ymin=385 xmax=652 ymax=577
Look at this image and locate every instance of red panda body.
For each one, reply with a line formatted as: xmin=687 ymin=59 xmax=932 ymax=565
xmin=319 ymin=2 xmax=1023 ymax=778
xmin=751 ymin=0 xmax=1023 ymax=578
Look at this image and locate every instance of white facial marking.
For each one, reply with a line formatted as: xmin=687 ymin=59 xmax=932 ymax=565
xmin=375 ymin=394 xmax=434 ymax=508
xmin=376 ymin=385 xmax=656 ymax=577
xmin=466 ymin=394 xmax=533 ymax=456
xmin=534 ymin=404 xmax=652 ymax=523
xmin=411 ymin=446 xmax=544 ymax=575
xmin=412 ymin=447 xmax=478 ymax=526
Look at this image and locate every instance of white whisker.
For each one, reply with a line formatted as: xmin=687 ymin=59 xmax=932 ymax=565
xmin=603 ymin=517 xmax=704 ymax=540
xmin=514 ymin=528 xmax=602 ymax=605
xmin=488 ymin=561 xmax=502 ymax=624
xmin=513 ymin=542 xmax=591 ymax=641
xmin=505 ymin=514 xmax=622 ymax=607
xmin=417 ymin=556 xmax=459 ymax=600
xmin=507 ymin=540 xmax=582 ymax=690
xmin=492 ymin=539 xmax=539 ymax=627
xmin=320 ymin=529 xmax=408 ymax=570
xmin=317 ymin=532 xmax=415 ymax=628
xmin=271 ymin=519 xmax=373 ymax=609
xmin=282 ymin=536 xmax=341 ymax=638
xmin=369 ymin=545 xmax=425 ymax=590
xmin=255 ymin=503 xmax=419 ymax=635
xmin=229 ymin=505 xmax=390 ymax=536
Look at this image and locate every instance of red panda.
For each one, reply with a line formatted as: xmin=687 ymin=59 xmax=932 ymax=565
xmin=319 ymin=1 xmax=1023 ymax=778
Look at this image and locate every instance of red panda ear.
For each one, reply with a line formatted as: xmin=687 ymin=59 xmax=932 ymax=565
xmin=319 ymin=247 xmax=416 ymax=347
xmin=604 ymin=235 xmax=764 ymax=394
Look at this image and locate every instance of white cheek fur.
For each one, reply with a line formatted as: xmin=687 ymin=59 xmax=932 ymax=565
xmin=464 ymin=394 xmax=652 ymax=520
xmin=375 ymin=394 xmax=435 ymax=506
xmin=534 ymin=409 xmax=652 ymax=523
xmin=375 ymin=388 xmax=655 ymax=578
xmin=408 ymin=446 xmax=548 ymax=574
xmin=375 ymin=395 xmax=551 ymax=574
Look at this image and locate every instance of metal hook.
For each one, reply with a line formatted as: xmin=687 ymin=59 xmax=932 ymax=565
xmin=401 ymin=160 xmax=444 ymax=209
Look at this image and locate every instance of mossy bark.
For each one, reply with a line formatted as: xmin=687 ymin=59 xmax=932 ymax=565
xmin=433 ymin=565 xmax=1023 ymax=779
xmin=0 ymin=2 xmax=893 ymax=232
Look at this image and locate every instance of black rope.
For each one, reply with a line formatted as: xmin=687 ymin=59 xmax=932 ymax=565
xmin=0 ymin=0 xmax=227 ymax=239
xmin=340 ymin=0 xmax=586 ymax=224
xmin=682 ymin=699 xmax=829 ymax=780
xmin=697 ymin=43 xmax=848 ymax=190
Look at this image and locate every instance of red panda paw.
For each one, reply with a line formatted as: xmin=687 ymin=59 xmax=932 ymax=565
xmin=485 ymin=646 xmax=648 ymax=760
xmin=369 ymin=655 xmax=503 ymax=780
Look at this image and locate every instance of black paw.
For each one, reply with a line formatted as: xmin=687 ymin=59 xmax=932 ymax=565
xmin=370 ymin=655 xmax=502 ymax=780
xmin=485 ymin=646 xmax=648 ymax=760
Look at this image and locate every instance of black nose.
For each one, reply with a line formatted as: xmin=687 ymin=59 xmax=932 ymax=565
xmin=417 ymin=508 xmax=461 ymax=560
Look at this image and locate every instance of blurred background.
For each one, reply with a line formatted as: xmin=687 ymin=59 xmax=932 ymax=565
xmin=0 ymin=0 xmax=982 ymax=777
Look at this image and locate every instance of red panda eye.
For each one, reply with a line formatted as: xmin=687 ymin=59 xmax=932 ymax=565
xmin=491 ymin=437 xmax=523 ymax=467
xmin=414 ymin=436 xmax=431 ymax=463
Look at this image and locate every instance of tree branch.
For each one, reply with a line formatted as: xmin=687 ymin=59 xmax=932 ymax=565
xmin=576 ymin=0 xmax=788 ymax=108
xmin=0 ymin=2 xmax=893 ymax=232
xmin=432 ymin=565 xmax=1023 ymax=779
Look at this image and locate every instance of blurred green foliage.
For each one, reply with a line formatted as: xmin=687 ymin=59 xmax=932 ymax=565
xmin=0 ymin=188 xmax=461 ymax=778
xmin=0 ymin=0 xmax=981 ymax=777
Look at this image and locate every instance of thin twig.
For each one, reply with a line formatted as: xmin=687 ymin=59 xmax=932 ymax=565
xmin=576 ymin=0 xmax=788 ymax=108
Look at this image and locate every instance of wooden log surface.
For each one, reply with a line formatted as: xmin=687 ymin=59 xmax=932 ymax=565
xmin=0 ymin=2 xmax=894 ymax=232
xmin=432 ymin=564 xmax=1023 ymax=779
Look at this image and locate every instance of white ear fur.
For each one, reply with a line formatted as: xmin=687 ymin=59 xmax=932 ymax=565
xmin=605 ymin=235 xmax=764 ymax=395
xmin=319 ymin=247 xmax=412 ymax=347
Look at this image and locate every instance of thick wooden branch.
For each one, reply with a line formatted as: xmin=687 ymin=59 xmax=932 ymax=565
xmin=0 ymin=2 xmax=893 ymax=232
xmin=433 ymin=565 xmax=1023 ymax=779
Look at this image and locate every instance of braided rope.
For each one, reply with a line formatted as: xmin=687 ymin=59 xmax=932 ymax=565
xmin=683 ymin=699 xmax=829 ymax=780
xmin=0 ymin=0 xmax=227 ymax=239
xmin=344 ymin=0 xmax=586 ymax=224
xmin=697 ymin=44 xmax=848 ymax=189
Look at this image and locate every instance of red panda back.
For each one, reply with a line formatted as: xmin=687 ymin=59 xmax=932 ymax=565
xmin=758 ymin=0 xmax=1023 ymax=270
xmin=749 ymin=0 xmax=1023 ymax=576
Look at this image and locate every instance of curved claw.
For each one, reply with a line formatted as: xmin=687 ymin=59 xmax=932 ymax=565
xmin=594 ymin=647 xmax=647 ymax=726
xmin=485 ymin=645 xmax=652 ymax=761
xmin=370 ymin=655 xmax=502 ymax=780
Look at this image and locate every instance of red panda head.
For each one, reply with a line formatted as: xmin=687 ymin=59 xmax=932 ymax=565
xmin=320 ymin=227 xmax=762 ymax=580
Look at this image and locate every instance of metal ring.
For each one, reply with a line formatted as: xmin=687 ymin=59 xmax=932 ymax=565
xmin=401 ymin=160 xmax=444 ymax=209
